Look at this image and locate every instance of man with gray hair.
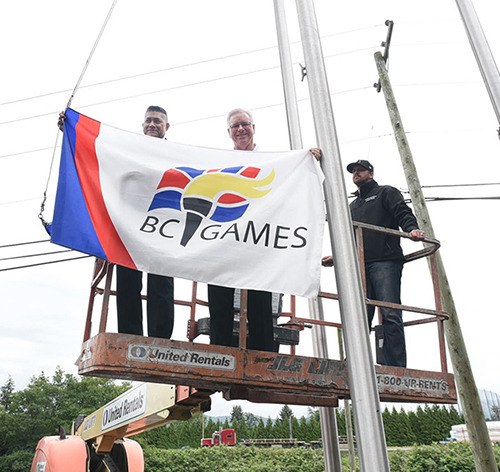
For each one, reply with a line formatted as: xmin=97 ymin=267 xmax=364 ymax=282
xmin=208 ymin=108 xmax=322 ymax=352
xmin=208 ymin=108 xmax=275 ymax=351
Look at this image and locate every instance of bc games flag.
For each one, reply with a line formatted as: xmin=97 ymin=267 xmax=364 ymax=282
xmin=50 ymin=109 xmax=325 ymax=297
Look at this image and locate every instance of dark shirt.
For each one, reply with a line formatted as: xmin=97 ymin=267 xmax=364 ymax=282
xmin=350 ymin=179 xmax=419 ymax=263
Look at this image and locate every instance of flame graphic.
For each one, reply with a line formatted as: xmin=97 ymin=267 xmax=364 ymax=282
xmin=148 ymin=166 xmax=274 ymax=246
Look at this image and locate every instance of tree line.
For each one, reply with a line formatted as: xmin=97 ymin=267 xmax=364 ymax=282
xmin=139 ymin=402 xmax=464 ymax=449
xmin=0 ymin=369 xmax=463 ymax=460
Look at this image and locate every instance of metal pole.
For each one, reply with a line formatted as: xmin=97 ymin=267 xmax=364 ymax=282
xmin=273 ymin=2 xmax=341 ymax=470
xmin=295 ymin=2 xmax=390 ymax=471
xmin=374 ymin=50 xmax=498 ymax=472
xmin=273 ymin=0 xmax=302 ymax=149
xmin=310 ymin=297 xmax=342 ymax=472
xmin=455 ymin=0 xmax=500 ymax=135
xmin=337 ymin=329 xmax=356 ymax=472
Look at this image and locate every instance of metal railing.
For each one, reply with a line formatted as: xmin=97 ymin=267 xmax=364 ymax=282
xmin=82 ymin=221 xmax=448 ymax=371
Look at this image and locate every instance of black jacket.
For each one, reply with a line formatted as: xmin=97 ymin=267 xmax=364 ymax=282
xmin=350 ymin=179 xmax=419 ymax=263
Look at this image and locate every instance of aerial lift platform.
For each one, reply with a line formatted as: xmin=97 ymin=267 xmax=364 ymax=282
xmin=31 ymin=382 xmax=212 ymax=472
xmin=77 ymin=223 xmax=457 ymax=408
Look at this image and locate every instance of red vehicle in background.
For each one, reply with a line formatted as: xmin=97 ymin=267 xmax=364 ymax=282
xmin=201 ymin=428 xmax=237 ymax=447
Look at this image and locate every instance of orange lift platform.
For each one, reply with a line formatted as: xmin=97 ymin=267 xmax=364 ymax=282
xmin=31 ymin=382 xmax=212 ymax=472
xmin=77 ymin=223 xmax=457 ymax=408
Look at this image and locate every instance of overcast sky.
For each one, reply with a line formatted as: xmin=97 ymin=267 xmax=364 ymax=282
xmin=1 ymin=0 xmax=500 ymax=419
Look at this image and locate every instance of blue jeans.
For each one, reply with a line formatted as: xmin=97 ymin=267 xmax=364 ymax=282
xmin=365 ymin=260 xmax=406 ymax=367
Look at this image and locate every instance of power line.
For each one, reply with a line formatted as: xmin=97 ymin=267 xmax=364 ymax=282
xmin=0 ymin=195 xmax=54 ymax=207
xmin=0 ymin=146 xmax=56 ymax=160
xmin=0 ymin=45 xmax=380 ymax=127
xmin=0 ymin=82 xmax=374 ymax=159
xmin=0 ymin=254 xmax=91 ymax=272
xmin=0 ymin=45 xmax=279 ymax=107
xmin=421 ymin=182 xmax=500 ymax=189
xmin=1 ymin=192 xmax=497 ymax=272
xmin=0 ymin=249 xmax=73 ymax=262
xmin=1 ymin=24 xmax=385 ymax=107
xmin=423 ymin=196 xmax=500 ymax=201
xmin=0 ymin=39 xmax=465 ymax=118
xmin=0 ymin=63 xmax=281 ymax=126
xmin=0 ymin=239 xmax=50 ymax=249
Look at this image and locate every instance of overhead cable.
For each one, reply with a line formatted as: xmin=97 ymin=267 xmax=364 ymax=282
xmin=0 ymin=249 xmax=73 ymax=262
xmin=1 ymin=23 xmax=385 ymax=107
xmin=0 ymin=239 xmax=50 ymax=249
xmin=0 ymin=255 xmax=91 ymax=272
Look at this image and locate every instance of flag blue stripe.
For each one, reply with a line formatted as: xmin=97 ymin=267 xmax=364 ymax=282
xmin=50 ymin=109 xmax=107 ymax=259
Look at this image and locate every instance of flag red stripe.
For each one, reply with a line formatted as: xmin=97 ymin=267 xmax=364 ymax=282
xmin=74 ymin=115 xmax=136 ymax=268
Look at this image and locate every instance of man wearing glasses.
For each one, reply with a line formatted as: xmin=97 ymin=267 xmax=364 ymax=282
xmin=208 ymin=108 xmax=322 ymax=352
xmin=207 ymin=108 xmax=276 ymax=352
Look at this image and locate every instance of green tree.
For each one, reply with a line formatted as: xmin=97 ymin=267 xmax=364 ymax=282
xmin=383 ymin=407 xmax=398 ymax=446
xmin=0 ymin=368 xmax=129 ymax=456
xmin=273 ymin=405 xmax=294 ymax=439
xmin=296 ymin=415 xmax=310 ymax=441
xmin=254 ymin=417 xmax=266 ymax=439
xmin=407 ymin=410 xmax=418 ymax=436
xmin=0 ymin=376 xmax=14 ymax=410
xmin=205 ymin=418 xmax=220 ymax=439
xmin=336 ymin=407 xmax=346 ymax=436
xmin=264 ymin=417 xmax=274 ymax=438
xmin=278 ymin=404 xmax=294 ymax=421
xmin=409 ymin=406 xmax=426 ymax=444
xmin=230 ymin=405 xmax=244 ymax=426
xmin=449 ymin=405 xmax=464 ymax=425
xmin=243 ymin=412 xmax=260 ymax=429
xmin=394 ymin=408 xmax=417 ymax=446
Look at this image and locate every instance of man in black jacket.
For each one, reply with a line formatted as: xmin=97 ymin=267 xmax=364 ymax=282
xmin=324 ymin=159 xmax=425 ymax=367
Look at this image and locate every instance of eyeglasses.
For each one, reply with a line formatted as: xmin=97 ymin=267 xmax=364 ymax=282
xmin=228 ymin=121 xmax=253 ymax=129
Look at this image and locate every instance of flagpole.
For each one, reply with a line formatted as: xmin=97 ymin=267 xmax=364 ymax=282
xmin=455 ymin=0 xmax=500 ymax=136
xmin=273 ymin=2 xmax=342 ymax=471
xmin=273 ymin=0 xmax=302 ymax=150
xmin=295 ymin=1 xmax=390 ymax=471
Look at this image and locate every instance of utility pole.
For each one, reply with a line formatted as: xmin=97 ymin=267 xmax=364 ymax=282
xmin=374 ymin=49 xmax=499 ymax=472
xmin=273 ymin=1 xmax=342 ymax=470
xmin=296 ymin=1 xmax=390 ymax=471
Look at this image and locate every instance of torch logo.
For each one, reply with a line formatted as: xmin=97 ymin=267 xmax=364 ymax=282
xmin=148 ymin=166 xmax=275 ymax=246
